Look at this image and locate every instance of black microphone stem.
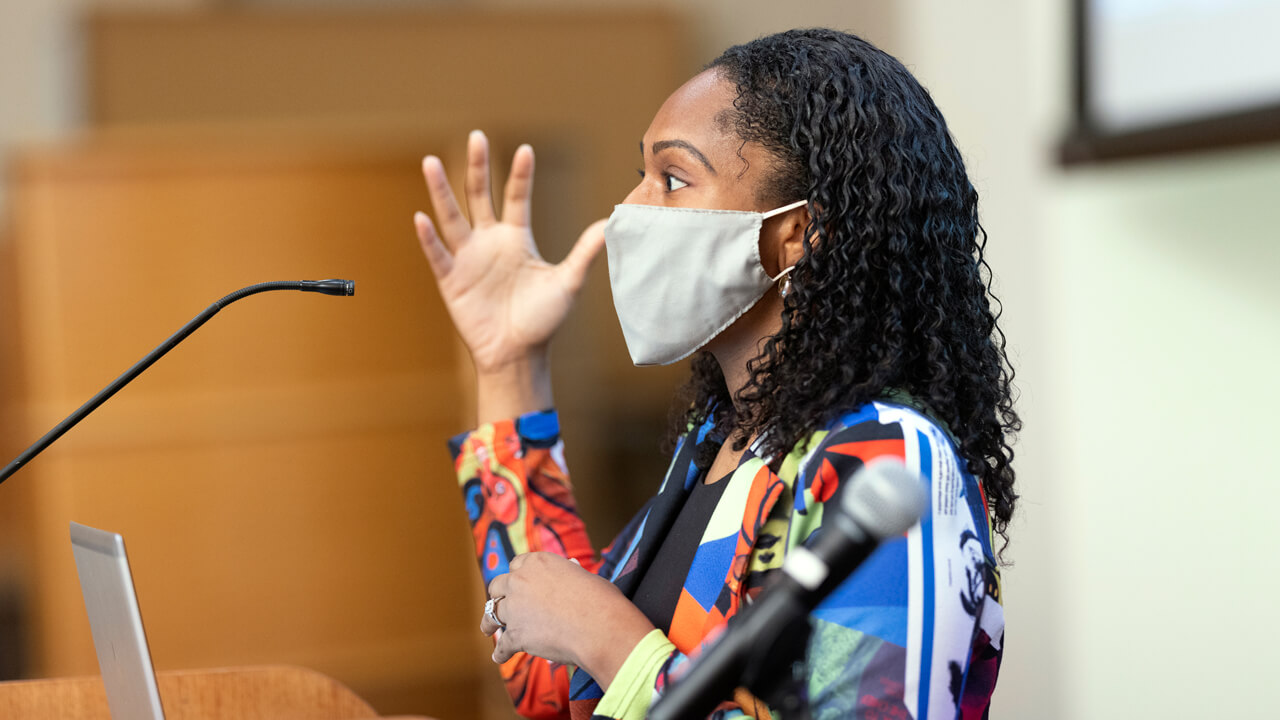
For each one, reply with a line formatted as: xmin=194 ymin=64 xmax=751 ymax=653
xmin=0 ymin=279 xmax=354 ymax=485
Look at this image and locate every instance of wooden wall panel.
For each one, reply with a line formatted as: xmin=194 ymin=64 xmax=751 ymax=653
xmin=3 ymin=137 xmax=490 ymax=718
xmin=83 ymin=9 xmax=695 ymax=440
xmin=86 ymin=9 xmax=687 ymax=131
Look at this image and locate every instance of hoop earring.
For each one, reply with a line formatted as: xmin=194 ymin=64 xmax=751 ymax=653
xmin=779 ymin=271 xmax=793 ymax=299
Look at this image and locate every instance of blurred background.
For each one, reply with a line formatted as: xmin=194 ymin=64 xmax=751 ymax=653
xmin=1 ymin=1 xmax=1277 ymax=719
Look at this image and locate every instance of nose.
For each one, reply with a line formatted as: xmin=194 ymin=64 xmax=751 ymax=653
xmin=622 ymin=178 xmax=656 ymax=206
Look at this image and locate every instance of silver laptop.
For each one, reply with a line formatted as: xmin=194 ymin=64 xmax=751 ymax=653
xmin=70 ymin=522 xmax=166 ymax=720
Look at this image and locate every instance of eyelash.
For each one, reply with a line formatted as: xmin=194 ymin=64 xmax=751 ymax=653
xmin=636 ymin=169 xmax=689 ymax=192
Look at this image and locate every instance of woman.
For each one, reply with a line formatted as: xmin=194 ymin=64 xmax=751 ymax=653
xmin=414 ymin=29 xmax=1017 ymax=720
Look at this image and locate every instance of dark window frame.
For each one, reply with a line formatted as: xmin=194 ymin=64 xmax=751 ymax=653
xmin=1061 ymin=0 xmax=1280 ymax=165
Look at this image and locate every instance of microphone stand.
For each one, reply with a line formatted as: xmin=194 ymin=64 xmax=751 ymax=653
xmin=0 ymin=279 xmax=354 ymax=485
xmin=648 ymin=592 xmax=814 ymax=720
xmin=741 ymin=613 xmax=813 ymax=720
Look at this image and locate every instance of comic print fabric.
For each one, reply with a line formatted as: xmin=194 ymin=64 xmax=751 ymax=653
xmin=447 ymin=401 xmax=1004 ymax=720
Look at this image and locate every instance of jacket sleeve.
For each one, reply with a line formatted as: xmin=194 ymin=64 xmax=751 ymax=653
xmin=793 ymin=406 xmax=1006 ymax=720
xmin=594 ymin=631 xmax=765 ymax=720
xmin=449 ymin=409 xmax=600 ymax=719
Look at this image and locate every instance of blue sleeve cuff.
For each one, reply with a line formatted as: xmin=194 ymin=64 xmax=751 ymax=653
xmin=447 ymin=407 xmax=560 ymax=459
xmin=515 ymin=407 xmax=560 ymax=447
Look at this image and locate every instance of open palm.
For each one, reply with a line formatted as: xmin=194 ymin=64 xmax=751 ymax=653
xmin=414 ymin=132 xmax=606 ymax=374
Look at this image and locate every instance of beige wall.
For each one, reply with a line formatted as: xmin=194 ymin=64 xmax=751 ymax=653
xmin=1047 ymin=148 xmax=1280 ymax=719
xmin=5 ymin=0 xmax=1279 ymax=717
xmin=0 ymin=0 xmax=74 ymax=223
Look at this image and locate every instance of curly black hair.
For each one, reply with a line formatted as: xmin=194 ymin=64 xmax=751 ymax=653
xmin=669 ymin=29 xmax=1020 ymax=548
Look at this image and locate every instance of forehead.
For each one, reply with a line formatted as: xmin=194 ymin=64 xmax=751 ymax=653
xmin=643 ymin=69 xmax=742 ymax=162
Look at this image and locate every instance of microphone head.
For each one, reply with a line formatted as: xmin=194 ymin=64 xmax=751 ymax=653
xmin=842 ymin=458 xmax=928 ymax=540
xmin=300 ymin=279 xmax=355 ymax=296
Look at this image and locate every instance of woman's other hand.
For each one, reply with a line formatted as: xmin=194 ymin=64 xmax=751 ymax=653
xmin=414 ymin=131 xmax=606 ymax=421
xmin=482 ymin=552 xmax=655 ymax=689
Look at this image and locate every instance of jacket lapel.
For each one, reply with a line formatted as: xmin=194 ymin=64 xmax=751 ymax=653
xmin=610 ymin=420 xmax=716 ymax=598
xmin=700 ymin=455 xmax=792 ymax=640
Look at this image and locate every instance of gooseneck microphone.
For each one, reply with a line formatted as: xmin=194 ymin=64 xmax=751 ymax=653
xmin=647 ymin=457 xmax=928 ymax=720
xmin=0 ymin=280 xmax=355 ymax=485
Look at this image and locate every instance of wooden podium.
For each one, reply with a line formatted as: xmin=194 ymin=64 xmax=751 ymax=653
xmin=0 ymin=665 xmax=434 ymax=719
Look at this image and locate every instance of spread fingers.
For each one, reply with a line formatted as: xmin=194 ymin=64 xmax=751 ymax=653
xmin=420 ymin=155 xmax=471 ymax=249
xmin=465 ymin=130 xmax=498 ymax=227
xmin=501 ymin=144 xmax=535 ymax=227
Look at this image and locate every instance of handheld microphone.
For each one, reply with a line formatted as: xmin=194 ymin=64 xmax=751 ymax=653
xmin=647 ymin=457 xmax=928 ymax=720
xmin=0 ymin=280 xmax=355 ymax=485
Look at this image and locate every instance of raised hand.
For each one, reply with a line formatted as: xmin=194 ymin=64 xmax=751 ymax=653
xmin=414 ymin=131 xmax=606 ymax=420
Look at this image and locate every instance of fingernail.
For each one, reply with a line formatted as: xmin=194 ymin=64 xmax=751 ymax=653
xmin=414 ymin=211 xmax=426 ymax=222
xmin=470 ymin=129 xmax=485 ymax=141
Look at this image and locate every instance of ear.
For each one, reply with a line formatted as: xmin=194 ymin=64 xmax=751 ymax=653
xmin=761 ymin=205 xmax=812 ymax=278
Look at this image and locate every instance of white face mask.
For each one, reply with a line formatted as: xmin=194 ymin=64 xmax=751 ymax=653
xmin=603 ymin=199 xmax=807 ymax=366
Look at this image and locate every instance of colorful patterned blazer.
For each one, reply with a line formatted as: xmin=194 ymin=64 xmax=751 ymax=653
xmin=448 ymin=400 xmax=1004 ymax=719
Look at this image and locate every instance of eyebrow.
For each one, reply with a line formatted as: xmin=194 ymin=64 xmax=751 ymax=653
xmin=642 ymin=139 xmax=718 ymax=175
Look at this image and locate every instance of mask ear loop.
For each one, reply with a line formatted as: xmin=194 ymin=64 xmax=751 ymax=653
xmin=760 ymin=198 xmax=809 ymax=219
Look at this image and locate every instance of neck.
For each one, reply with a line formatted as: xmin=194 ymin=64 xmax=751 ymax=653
xmin=708 ymin=292 xmax=784 ymax=415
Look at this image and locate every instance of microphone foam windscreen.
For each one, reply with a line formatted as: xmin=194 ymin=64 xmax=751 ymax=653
xmin=843 ymin=458 xmax=929 ymax=540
